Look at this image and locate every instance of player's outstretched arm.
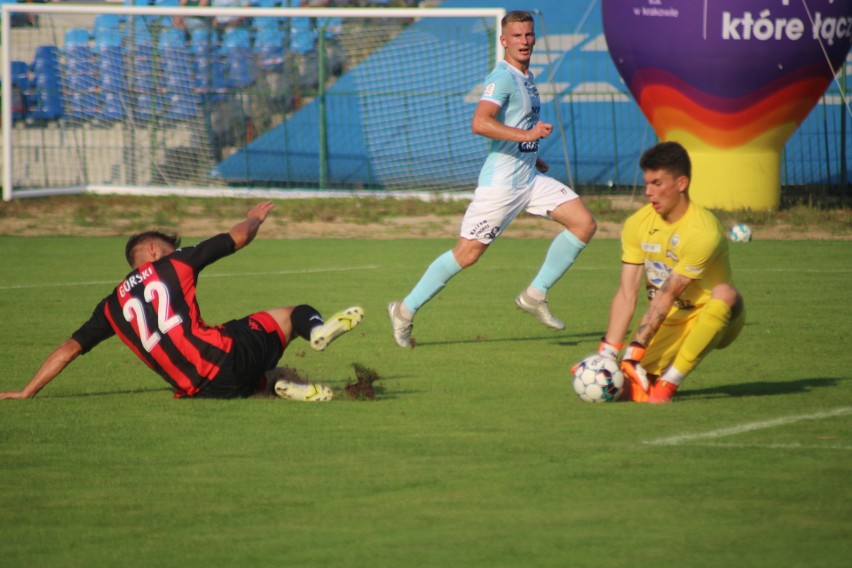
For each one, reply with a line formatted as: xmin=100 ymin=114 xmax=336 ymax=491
xmin=230 ymin=201 xmax=275 ymax=251
xmin=604 ymin=263 xmax=644 ymax=349
xmin=0 ymin=339 xmax=82 ymax=400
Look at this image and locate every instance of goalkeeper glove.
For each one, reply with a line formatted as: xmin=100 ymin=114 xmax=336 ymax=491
xmin=620 ymin=342 xmax=650 ymax=397
xmin=571 ymin=337 xmax=622 ymax=375
xmin=598 ymin=336 xmax=622 ymax=361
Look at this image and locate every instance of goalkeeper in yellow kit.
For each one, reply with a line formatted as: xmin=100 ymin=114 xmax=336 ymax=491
xmin=598 ymin=142 xmax=745 ymax=403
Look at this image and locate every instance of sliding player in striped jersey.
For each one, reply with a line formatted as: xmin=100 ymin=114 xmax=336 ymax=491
xmin=0 ymin=202 xmax=363 ymax=401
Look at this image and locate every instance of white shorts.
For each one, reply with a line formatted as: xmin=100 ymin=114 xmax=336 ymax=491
xmin=459 ymin=175 xmax=578 ymax=243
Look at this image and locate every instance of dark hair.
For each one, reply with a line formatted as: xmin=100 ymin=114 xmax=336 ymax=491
xmin=639 ymin=141 xmax=691 ymax=180
xmin=502 ymin=10 xmax=534 ymax=29
xmin=124 ymin=231 xmax=180 ymax=267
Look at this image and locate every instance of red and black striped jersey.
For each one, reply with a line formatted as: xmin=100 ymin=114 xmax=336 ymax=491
xmin=72 ymin=233 xmax=237 ymax=397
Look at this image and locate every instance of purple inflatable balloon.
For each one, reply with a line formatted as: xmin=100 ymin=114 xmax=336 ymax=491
xmin=603 ymin=0 xmax=851 ymax=210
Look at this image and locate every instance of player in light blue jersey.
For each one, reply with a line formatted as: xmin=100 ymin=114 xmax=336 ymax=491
xmin=388 ymin=10 xmax=597 ymax=348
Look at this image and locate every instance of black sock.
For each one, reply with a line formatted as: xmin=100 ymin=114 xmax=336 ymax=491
xmin=291 ymin=304 xmax=323 ymax=341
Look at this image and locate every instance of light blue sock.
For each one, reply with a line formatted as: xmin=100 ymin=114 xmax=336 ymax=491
xmin=403 ymin=250 xmax=462 ymax=314
xmin=530 ymin=230 xmax=586 ymax=294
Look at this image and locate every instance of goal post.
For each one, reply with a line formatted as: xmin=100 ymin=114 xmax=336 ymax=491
xmin=1 ymin=4 xmax=505 ymax=201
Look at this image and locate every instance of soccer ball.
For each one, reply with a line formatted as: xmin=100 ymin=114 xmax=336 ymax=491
xmin=729 ymin=223 xmax=753 ymax=242
xmin=572 ymin=354 xmax=625 ymax=403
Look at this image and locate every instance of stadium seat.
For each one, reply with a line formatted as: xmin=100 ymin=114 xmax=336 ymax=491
xmin=254 ymin=15 xmax=283 ymax=31
xmin=222 ymin=28 xmax=255 ymax=88
xmin=128 ymin=41 xmax=158 ymax=121
xmin=223 ymin=27 xmax=251 ymax=49
xmin=94 ymin=28 xmax=123 ymax=49
xmin=93 ymin=14 xmax=123 ymax=33
xmin=93 ymin=13 xmax=127 ymax=120
xmin=64 ymin=28 xmax=91 ymax=47
xmin=190 ymin=26 xmax=216 ymax=53
xmin=190 ymin=27 xmax=226 ymax=100
xmin=97 ymin=44 xmax=127 ymax=121
xmin=159 ymin=30 xmax=199 ymax=119
xmin=10 ymin=60 xmax=29 ymax=121
xmin=130 ymin=18 xmax=154 ymax=47
xmin=252 ymin=0 xmax=284 ymax=29
xmin=63 ymin=29 xmax=99 ymax=121
xmin=29 ymin=46 xmax=64 ymax=122
xmin=126 ymin=0 xmax=159 ymax=39
xmin=318 ymin=16 xmax=343 ymax=37
xmin=254 ymin=27 xmax=285 ymax=71
xmin=290 ymin=17 xmax=315 ymax=55
xmin=160 ymin=28 xmax=187 ymax=48
xmin=93 ymin=14 xmax=124 ymax=49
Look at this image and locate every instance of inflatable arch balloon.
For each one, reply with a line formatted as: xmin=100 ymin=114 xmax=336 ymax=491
xmin=603 ymin=0 xmax=852 ymax=210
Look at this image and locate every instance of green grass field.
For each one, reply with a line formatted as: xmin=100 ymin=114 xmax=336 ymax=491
xmin=1 ymin=235 xmax=850 ymax=567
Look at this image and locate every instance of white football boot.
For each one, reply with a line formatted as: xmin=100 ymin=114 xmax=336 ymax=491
xmin=515 ymin=290 xmax=565 ymax=331
xmin=387 ymin=300 xmax=414 ymax=348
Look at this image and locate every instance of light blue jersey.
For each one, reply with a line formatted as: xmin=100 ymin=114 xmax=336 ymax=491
xmin=477 ymin=60 xmax=541 ymax=189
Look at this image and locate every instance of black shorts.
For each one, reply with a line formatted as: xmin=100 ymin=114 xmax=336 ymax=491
xmin=193 ymin=312 xmax=287 ymax=399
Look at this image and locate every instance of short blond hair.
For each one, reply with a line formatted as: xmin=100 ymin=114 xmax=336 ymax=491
xmin=501 ymin=10 xmax=534 ymax=30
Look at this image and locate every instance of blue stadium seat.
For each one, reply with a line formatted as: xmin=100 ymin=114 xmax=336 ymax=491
xmin=252 ymin=0 xmax=284 ymax=29
xmin=64 ymin=28 xmax=91 ymax=47
xmin=190 ymin=28 xmax=227 ymax=100
xmin=97 ymin=44 xmax=127 ymax=121
xmin=254 ymin=27 xmax=285 ymax=71
xmin=290 ymin=17 xmax=315 ymax=55
xmin=221 ymin=28 xmax=255 ymax=88
xmin=63 ymin=29 xmax=99 ymax=120
xmin=159 ymin=29 xmax=199 ymax=119
xmin=10 ymin=60 xmax=29 ymax=120
xmin=318 ymin=16 xmax=343 ymax=37
xmin=130 ymin=17 xmax=154 ymax=46
xmin=93 ymin=14 xmax=123 ymax=34
xmin=125 ymin=0 xmax=159 ymax=40
xmin=29 ymin=46 xmax=64 ymax=121
xmin=190 ymin=27 xmax=216 ymax=53
xmin=223 ymin=27 xmax=251 ymax=49
xmin=223 ymin=46 xmax=255 ymax=88
xmin=94 ymin=28 xmax=123 ymax=49
xmin=93 ymin=11 xmax=123 ymax=50
xmin=127 ymin=41 xmax=158 ymax=121
xmin=254 ymin=15 xmax=283 ymax=31
xmin=159 ymin=28 xmax=187 ymax=48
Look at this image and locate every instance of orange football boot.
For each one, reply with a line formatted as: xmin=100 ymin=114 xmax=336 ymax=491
xmin=648 ymin=380 xmax=678 ymax=404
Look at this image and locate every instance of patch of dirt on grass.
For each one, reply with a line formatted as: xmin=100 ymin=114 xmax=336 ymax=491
xmin=0 ymin=194 xmax=849 ymax=240
xmin=0 ymin=195 xmax=623 ymax=239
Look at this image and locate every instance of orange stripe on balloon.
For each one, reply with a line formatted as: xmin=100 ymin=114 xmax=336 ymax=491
xmin=636 ymin=78 xmax=827 ymax=146
xmin=653 ymin=105 xmax=802 ymax=147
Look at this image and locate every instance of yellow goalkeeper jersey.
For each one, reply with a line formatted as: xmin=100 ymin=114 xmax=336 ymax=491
xmin=621 ymin=201 xmax=732 ymax=324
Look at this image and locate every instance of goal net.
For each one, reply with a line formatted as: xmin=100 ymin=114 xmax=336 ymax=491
xmin=1 ymin=4 xmax=504 ymax=200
